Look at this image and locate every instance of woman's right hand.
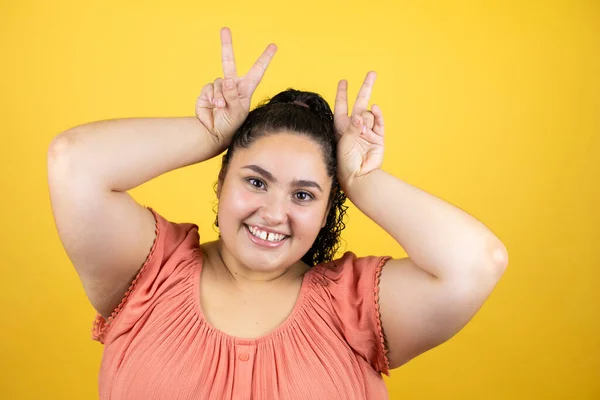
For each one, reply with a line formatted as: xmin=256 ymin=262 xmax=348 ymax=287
xmin=195 ymin=27 xmax=277 ymax=149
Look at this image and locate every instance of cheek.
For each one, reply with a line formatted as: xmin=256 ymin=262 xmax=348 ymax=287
xmin=221 ymin=185 xmax=261 ymax=216
xmin=291 ymin=205 xmax=328 ymax=235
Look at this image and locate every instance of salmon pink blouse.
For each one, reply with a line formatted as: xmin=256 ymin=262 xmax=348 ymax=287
xmin=91 ymin=207 xmax=392 ymax=399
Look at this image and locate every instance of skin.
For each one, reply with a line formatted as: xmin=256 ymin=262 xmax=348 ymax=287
xmin=199 ymin=27 xmax=508 ymax=369
xmin=49 ymin=25 xmax=506 ymax=374
xmin=213 ymin=132 xmax=332 ymax=289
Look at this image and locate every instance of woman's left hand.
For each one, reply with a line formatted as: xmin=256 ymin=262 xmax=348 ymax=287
xmin=334 ymin=71 xmax=385 ymax=191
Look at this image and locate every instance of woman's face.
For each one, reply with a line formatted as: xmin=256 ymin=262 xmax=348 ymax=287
xmin=217 ymin=132 xmax=332 ymax=273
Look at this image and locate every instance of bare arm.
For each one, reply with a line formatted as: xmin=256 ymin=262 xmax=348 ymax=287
xmin=48 ymin=27 xmax=277 ymax=319
xmin=334 ymin=72 xmax=508 ymax=369
xmin=347 ymin=169 xmax=507 ymax=281
xmin=345 ymin=170 xmax=507 ymax=368
xmin=47 ymin=117 xmax=220 ymax=318
xmin=53 ymin=116 xmax=219 ymax=192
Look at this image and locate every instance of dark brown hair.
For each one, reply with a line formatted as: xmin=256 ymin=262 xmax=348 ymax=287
xmin=214 ymin=89 xmax=348 ymax=266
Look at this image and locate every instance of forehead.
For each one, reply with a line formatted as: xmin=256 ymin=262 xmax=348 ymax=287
xmin=231 ymin=133 xmax=329 ymax=179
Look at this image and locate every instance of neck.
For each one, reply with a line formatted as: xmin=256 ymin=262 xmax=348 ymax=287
xmin=213 ymin=239 xmax=307 ymax=290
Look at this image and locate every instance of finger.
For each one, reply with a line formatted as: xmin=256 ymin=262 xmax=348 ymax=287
xmin=197 ymin=83 xmax=215 ymax=107
xmin=371 ymin=104 xmax=385 ymax=136
xmin=360 ymin=110 xmax=375 ymax=133
xmin=244 ymin=43 xmax=277 ymax=95
xmin=352 ymin=71 xmax=377 ymax=117
xmin=196 ymin=83 xmax=216 ymax=130
xmin=222 ymin=76 xmax=241 ymax=106
xmin=220 ymin=27 xmax=237 ymax=79
xmin=213 ymin=78 xmax=225 ymax=108
xmin=345 ymin=114 xmax=363 ymax=142
xmin=334 ymin=80 xmax=349 ymax=118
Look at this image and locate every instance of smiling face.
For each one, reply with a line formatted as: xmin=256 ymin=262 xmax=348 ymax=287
xmin=216 ymin=132 xmax=333 ymax=275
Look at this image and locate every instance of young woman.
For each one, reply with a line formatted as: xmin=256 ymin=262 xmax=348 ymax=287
xmin=48 ymin=27 xmax=508 ymax=400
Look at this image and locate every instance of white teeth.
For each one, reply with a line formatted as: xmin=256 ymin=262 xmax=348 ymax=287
xmin=248 ymin=225 xmax=286 ymax=243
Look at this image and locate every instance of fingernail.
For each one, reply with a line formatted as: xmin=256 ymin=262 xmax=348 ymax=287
xmin=217 ymin=99 xmax=225 ymax=107
xmin=224 ymin=79 xmax=234 ymax=89
xmin=361 ymin=125 xmax=367 ymax=134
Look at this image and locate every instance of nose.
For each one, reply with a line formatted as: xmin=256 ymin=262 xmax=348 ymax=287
xmin=259 ymin=192 xmax=288 ymax=226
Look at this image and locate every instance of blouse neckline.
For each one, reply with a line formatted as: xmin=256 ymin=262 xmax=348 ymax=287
xmin=191 ymin=247 xmax=315 ymax=346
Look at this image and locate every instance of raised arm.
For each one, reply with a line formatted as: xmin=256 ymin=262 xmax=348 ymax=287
xmin=47 ymin=27 xmax=277 ymax=319
xmin=334 ymin=72 xmax=508 ymax=369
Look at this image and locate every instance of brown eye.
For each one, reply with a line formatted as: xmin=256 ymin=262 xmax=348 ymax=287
xmin=246 ymin=177 xmax=265 ymax=189
xmin=294 ymin=191 xmax=314 ymax=202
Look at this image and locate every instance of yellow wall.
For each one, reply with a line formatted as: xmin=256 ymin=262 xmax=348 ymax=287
xmin=1 ymin=0 xmax=598 ymax=398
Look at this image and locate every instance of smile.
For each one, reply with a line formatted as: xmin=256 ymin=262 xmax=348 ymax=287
xmin=244 ymin=224 xmax=289 ymax=247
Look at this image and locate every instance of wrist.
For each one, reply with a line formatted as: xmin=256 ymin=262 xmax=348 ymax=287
xmin=339 ymin=169 xmax=383 ymax=199
xmin=194 ymin=118 xmax=231 ymax=159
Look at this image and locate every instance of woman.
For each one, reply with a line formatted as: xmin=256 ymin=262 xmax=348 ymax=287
xmin=47 ymin=27 xmax=508 ymax=400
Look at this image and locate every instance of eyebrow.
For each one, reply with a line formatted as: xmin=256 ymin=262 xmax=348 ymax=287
xmin=242 ymin=164 xmax=323 ymax=192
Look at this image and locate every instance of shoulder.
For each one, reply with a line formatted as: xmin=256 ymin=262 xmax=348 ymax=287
xmin=146 ymin=207 xmax=201 ymax=256
xmin=311 ymin=251 xmax=391 ymax=284
xmin=149 ymin=207 xmax=199 ymax=239
xmin=306 ymin=251 xmax=393 ymax=375
xmin=92 ymin=209 xmax=201 ymax=344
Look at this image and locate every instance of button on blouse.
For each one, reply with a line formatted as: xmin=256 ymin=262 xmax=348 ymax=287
xmin=91 ymin=207 xmax=391 ymax=399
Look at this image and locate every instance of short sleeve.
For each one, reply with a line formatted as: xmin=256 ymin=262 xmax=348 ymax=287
xmin=91 ymin=207 xmax=200 ymax=345
xmin=316 ymin=251 xmax=392 ymax=376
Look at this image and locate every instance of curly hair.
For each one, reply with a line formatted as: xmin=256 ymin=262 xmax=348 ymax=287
xmin=214 ymin=88 xmax=348 ymax=267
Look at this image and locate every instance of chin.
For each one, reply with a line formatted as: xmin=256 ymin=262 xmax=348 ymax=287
xmin=241 ymin=244 xmax=290 ymax=270
xmin=221 ymin=222 xmax=311 ymax=271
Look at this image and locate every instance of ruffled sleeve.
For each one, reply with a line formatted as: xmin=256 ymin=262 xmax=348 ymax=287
xmin=314 ymin=251 xmax=392 ymax=376
xmin=91 ymin=207 xmax=200 ymax=345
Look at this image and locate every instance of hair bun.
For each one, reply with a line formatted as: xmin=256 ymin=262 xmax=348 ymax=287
xmin=267 ymin=89 xmax=334 ymax=122
xmin=291 ymin=100 xmax=310 ymax=108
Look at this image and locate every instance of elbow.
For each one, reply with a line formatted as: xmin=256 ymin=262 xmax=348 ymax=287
xmin=48 ymin=134 xmax=70 ymax=158
xmin=466 ymin=237 xmax=509 ymax=285
xmin=457 ymin=241 xmax=508 ymax=298
xmin=486 ymin=233 xmax=508 ymax=270
xmin=491 ymin=243 xmax=508 ymax=270
xmin=47 ymin=134 xmax=74 ymax=176
xmin=480 ymin=239 xmax=509 ymax=284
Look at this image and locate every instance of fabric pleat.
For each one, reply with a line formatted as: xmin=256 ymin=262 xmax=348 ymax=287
xmin=92 ymin=207 xmax=391 ymax=400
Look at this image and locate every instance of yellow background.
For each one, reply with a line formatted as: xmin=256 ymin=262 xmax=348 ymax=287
xmin=1 ymin=0 xmax=598 ymax=398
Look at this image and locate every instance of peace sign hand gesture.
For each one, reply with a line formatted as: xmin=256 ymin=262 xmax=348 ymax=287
xmin=195 ymin=27 xmax=277 ymax=150
xmin=334 ymin=71 xmax=385 ymax=190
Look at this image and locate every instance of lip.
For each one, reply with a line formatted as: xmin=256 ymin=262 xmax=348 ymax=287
xmin=245 ymin=223 xmax=289 ymax=236
xmin=244 ymin=224 xmax=288 ymax=248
